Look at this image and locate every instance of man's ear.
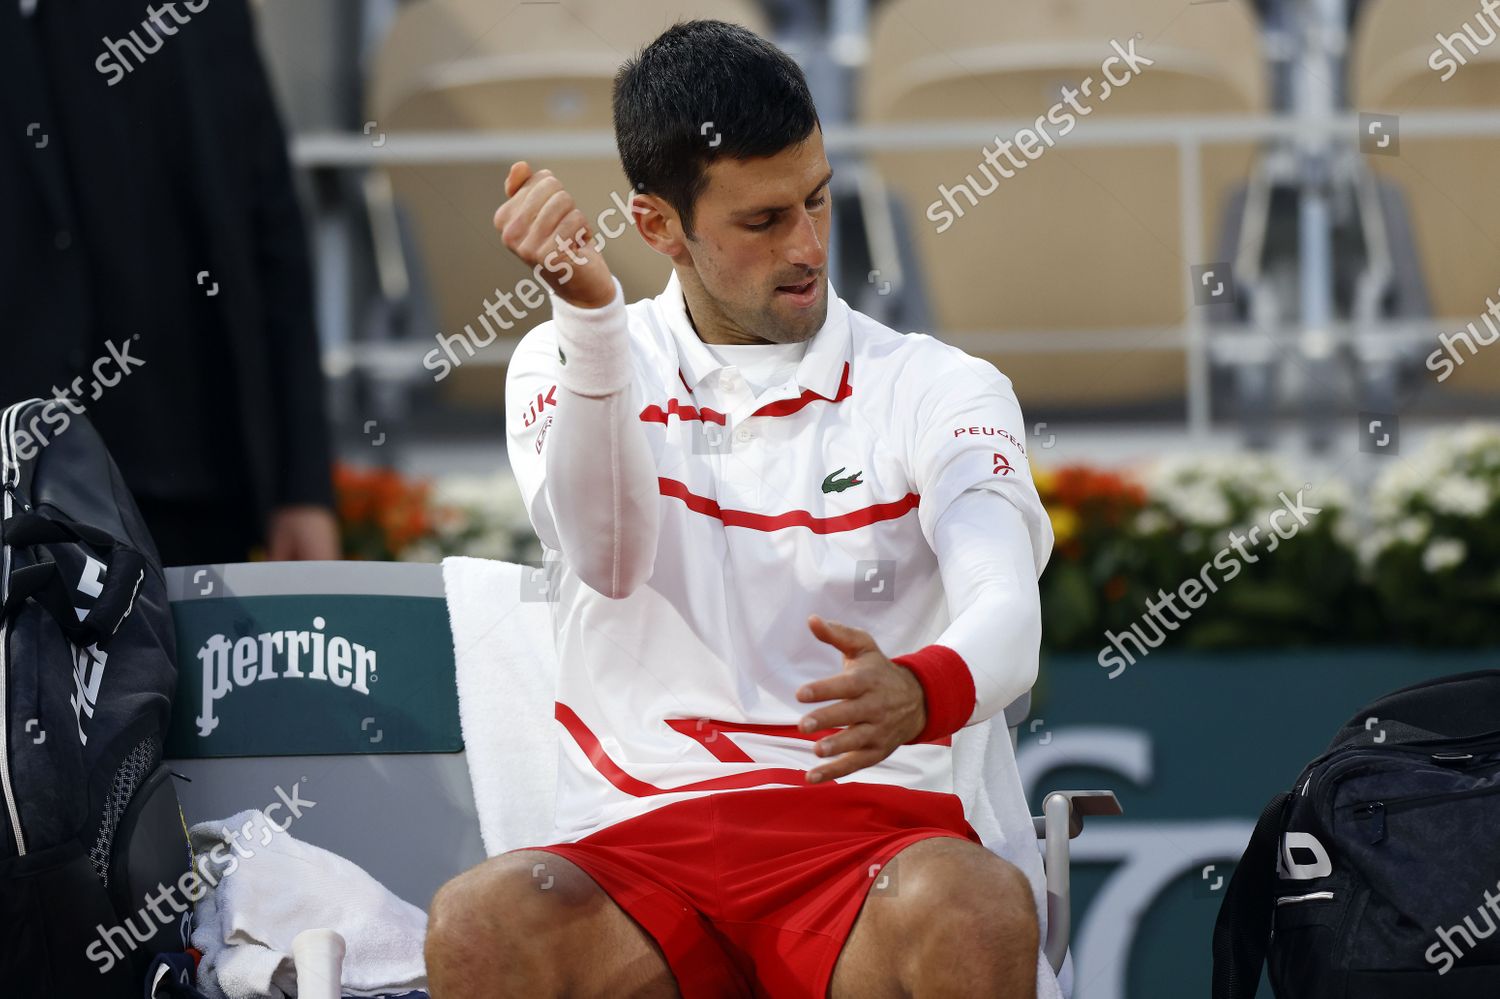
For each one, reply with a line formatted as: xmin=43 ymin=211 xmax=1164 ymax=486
xmin=632 ymin=193 xmax=689 ymax=261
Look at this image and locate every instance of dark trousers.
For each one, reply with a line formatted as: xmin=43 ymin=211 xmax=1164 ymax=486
xmin=133 ymin=496 xmax=259 ymax=567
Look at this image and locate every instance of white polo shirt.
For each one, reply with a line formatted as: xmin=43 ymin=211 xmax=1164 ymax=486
xmin=505 ymin=271 xmax=1052 ymax=842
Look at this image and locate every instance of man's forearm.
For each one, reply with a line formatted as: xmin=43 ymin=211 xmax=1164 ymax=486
xmin=544 ymin=277 xmax=660 ymax=598
xmin=897 ymin=489 xmax=1042 ymax=742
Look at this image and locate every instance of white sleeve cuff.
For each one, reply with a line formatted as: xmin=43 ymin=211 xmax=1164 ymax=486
xmin=550 ymin=275 xmax=631 ymax=398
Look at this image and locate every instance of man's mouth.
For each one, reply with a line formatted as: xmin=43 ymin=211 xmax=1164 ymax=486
xmin=776 ymin=276 xmax=820 ymax=304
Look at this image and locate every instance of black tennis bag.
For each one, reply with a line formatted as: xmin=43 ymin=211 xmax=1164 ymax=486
xmin=0 ymin=398 xmax=193 ymax=996
xmin=1213 ymin=670 xmax=1500 ymax=998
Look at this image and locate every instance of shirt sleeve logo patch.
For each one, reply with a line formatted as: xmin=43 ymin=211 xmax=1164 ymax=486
xmin=953 ymin=425 xmax=1027 ymax=455
xmin=521 ymin=385 xmax=558 ymax=428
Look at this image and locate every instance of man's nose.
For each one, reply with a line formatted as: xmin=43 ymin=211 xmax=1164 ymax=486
xmin=784 ymin=209 xmax=827 ymax=271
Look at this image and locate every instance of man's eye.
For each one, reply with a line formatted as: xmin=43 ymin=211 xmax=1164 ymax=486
xmin=746 ymin=196 xmax=824 ymax=231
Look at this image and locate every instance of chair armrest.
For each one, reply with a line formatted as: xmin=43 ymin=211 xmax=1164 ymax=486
xmin=1033 ymin=790 xmax=1123 ymax=974
xmin=1031 ymin=789 xmax=1122 ymax=840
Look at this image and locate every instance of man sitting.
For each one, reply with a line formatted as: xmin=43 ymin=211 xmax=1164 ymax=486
xmin=426 ymin=19 xmax=1054 ymax=998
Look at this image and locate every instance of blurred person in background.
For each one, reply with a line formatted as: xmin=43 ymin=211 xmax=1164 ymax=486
xmin=0 ymin=0 xmax=338 ymax=565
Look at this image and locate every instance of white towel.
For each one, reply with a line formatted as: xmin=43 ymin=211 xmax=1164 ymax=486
xmin=442 ymin=557 xmax=561 ymax=855
xmin=188 ymin=809 xmax=429 ymax=999
xmin=442 ymin=555 xmax=1071 ymax=998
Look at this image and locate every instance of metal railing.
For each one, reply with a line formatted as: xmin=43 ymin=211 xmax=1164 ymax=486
xmin=299 ymin=109 xmax=1500 ymax=437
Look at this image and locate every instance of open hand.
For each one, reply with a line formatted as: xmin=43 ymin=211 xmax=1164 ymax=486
xmin=795 ymin=615 xmax=928 ymax=783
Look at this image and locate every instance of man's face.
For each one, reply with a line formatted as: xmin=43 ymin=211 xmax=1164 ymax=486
xmin=679 ymin=129 xmax=833 ymax=344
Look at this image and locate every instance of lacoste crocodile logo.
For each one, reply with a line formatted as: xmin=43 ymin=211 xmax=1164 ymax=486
xmin=822 ymin=467 xmax=864 ymax=494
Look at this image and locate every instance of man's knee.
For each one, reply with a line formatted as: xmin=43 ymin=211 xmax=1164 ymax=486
xmin=427 ymin=850 xmax=681 ymax=999
xmin=894 ymin=841 xmax=1039 ymax=964
xmin=426 ymin=850 xmax=595 ymax=970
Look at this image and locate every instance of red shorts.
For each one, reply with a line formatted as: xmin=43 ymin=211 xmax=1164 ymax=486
xmin=509 ymin=781 xmax=982 ymax=998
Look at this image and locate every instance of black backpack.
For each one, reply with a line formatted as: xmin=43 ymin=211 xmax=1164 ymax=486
xmin=1213 ymin=670 xmax=1500 ymax=997
xmin=0 ymin=398 xmax=193 ymax=996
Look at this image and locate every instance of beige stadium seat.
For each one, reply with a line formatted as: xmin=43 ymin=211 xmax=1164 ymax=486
xmin=862 ymin=0 xmax=1267 ymax=409
xmin=369 ymin=0 xmax=768 ymax=406
xmin=1351 ymin=0 xmax=1500 ymax=396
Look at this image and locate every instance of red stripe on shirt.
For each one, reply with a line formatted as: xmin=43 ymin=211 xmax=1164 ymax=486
xmin=642 ymin=363 xmax=853 ymax=425
xmin=665 ymin=716 xmax=952 ymax=756
xmin=664 ymin=718 xmax=763 ymax=762
xmin=556 ymin=702 xmax=817 ymax=795
xmin=750 ymin=362 xmax=853 ymax=417
xmin=639 ymin=398 xmax=729 ymax=426
xmin=658 ymin=478 xmax=919 ymax=534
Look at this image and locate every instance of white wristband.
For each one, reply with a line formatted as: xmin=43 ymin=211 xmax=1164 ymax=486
xmin=550 ymin=276 xmax=631 ymax=398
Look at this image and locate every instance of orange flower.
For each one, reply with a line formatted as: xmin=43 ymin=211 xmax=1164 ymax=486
xmin=333 ymin=461 xmax=438 ymax=558
xmin=1034 ymin=463 xmax=1147 ymax=562
xmin=1050 ymin=467 xmax=1145 ymax=509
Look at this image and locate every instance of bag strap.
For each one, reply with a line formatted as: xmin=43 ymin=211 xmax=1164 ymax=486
xmin=1 ymin=511 xmax=146 ymax=646
xmin=3 ymin=510 xmax=121 ymax=550
xmin=1212 ymin=791 xmax=1291 ymax=999
xmin=1331 ymin=669 xmax=1500 ymax=747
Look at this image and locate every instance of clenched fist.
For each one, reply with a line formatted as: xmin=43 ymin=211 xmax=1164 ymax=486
xmin=493 ymin=161 xmax=616 ymax=310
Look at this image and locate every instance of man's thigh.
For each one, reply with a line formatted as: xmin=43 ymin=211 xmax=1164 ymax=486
xmin=426 ymin=848 xmax=680 ymax=998
xmin=827 ymin=837 xmax=1039 ymax=999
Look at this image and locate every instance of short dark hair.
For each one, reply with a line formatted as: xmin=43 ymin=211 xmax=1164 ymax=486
xmin=612 ymin=20 xmax=820 ymax=239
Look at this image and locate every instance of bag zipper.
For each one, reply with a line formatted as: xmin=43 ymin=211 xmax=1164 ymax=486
xmin=0 ymin=401 xmax=28 ymax=855
xmin=1345 ymin=774 xmax=1500 ymax=844
xmin=1307 ymin=739 xmax=1500 ymax=804
xmin=1276 ymin=891 xmax=1335 ymax=906
xmin=1372 ymin=778 xmax=1500 ymax=816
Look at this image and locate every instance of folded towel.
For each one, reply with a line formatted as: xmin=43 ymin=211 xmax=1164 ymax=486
xmin=188 ymin=809 xmax=428 ymax=999
xmin=145 ymin=952 xmax=429 ymax=999
xmin=441 ymin=555 xmax=1071 ymax=998
xmin=442 ymin=557 xmax=560 ymax=856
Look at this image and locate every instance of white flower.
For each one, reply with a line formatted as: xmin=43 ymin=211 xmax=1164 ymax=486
xmin=1134 ymin=509 xmax=1171 ymax=534
xmin=1428 ymin=475 xmax=1491 ymax=518
xmin=1422 ymin=537 xmax=1467 ymax=573
xmin=409 ymin=464 xmax=543 ymax=563
xmin=1395 ymin=516 xmax=1431 ymax=545
xmin=1358 ymin=528 xmax=1396 ymax=567
xmin=1154 ymin=480 xmax=1232 ymax=527
xmin=1371 ymin=460 xmax=1427 ymax=519
xmin=398 ymin=540 xmax=444 ymax=564
xmin=1450 ymin=422 xmax=1500 ymax=457
xmin=463 ymin=528 xmax=522 ymax=561
xmin=1311 ymin=478 xmax=1361 ymax=550
xmin=491 ymin=475 xmax=532 ymax=531
xmin=1333 ymin=517 xmax=1360 ymax=553
xmin=1368 ymin=423 xmax=1500 ymax=547
xmin=1144 ymin=452 xmax=1312 ymax=526
xmin=1312 ymin=476 xmax=1353 ymax=510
